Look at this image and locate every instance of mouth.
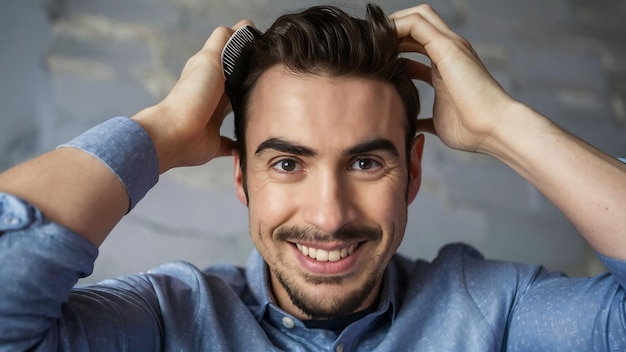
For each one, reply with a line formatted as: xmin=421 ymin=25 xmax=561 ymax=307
xmin=294 ymin=243 xmax=358 ymax=262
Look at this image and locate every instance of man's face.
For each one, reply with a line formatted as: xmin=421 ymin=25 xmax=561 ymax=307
xmin=234 ymin=65 xmax=423 ymax=320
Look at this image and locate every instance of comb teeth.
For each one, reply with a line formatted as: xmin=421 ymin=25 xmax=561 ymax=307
xmin=221 ymin=25 xmax=262 ymax=79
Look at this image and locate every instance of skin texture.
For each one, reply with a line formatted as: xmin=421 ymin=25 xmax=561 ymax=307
xmin=233 ymin=66 xmax=423 ymax=320
xmin=0 ymin=5 xmax=623 ymax=332
xmin=391 ymin=6 xmax=626 ymax=258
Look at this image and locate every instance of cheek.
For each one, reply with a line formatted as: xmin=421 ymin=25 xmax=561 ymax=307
xmin=358 ymin=181 xmax=408 ymax=244
xmin=247 ymin=181 xmax=299 ymax=235
xmin=361 ymin=177 xmax=408 ymax=217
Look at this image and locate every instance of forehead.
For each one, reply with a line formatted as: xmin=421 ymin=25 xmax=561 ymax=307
xmin=245 ymin=65 xmax=407 ymax=152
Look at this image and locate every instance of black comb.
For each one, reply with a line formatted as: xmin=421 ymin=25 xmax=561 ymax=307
xmin=221 ymin=25 xmax=262 ymax=97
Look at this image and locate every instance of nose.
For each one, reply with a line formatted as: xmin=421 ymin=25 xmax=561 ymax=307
xmin=302 ymin=169 xmax=357 ymax=234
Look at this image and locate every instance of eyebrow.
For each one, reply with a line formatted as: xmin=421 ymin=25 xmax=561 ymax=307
xmin=255 ymin=137 xmax=399 ymax=158
xmin=255 ymin=138 xmax=318 ymax=157
xmin=344 ymin=138 xmax=399 ymax=157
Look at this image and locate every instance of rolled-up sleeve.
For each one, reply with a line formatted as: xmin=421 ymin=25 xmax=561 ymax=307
xmin=0 ymin=193 xmax=97 ymax=350
xmin=0 ymin=117 xmax=162 ymax=351
xmin=0 ymin=194 xmax=164 ymax=351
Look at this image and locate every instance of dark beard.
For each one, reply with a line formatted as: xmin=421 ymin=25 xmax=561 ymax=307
xmin=273 ymin=266 xmax=381 ymax=319
xmin=271 ymin=225 xmax=383 ymax=319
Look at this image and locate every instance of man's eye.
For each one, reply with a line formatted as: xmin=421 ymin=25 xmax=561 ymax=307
xmin=272 ymin=158 xmax=301 ymax=172
xmin=349 ymin=158 xmax=381 ymax=171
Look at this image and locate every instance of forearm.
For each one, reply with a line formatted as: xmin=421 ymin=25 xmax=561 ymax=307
xmin=0 ymin=149 xmax=126 ymax=246
xmin=482 ymin=103 xmax=626 ymax=259
xmin=0 ymin=117 xmax=159 ymax=246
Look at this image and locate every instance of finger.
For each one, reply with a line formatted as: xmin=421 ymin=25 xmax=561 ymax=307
xmin=231 ymin=19 xmax=256 ymax=31
xmin=201 ymin=26 xmax=234 ymax=53
xmin=402 ymin=59 xmax=433 ymax=85
xmin=394 ymin=14 xmax=468 ymax=66
xmin=389 ymin=4 xmax=453 ymax=35
xmin=216 ymin=136 xmax=236 ymax=157
xmin=398 ymin=37 xmax=427 ymax=55
xmin=215 ymin=92 xmax=231 ymax=118
xmin=208 ymin=93 xmax=233 ymax=131
xmin=176 ymin=27 xmax=233 ymax=92
xmin=200 ymin=19 xmax=256 ymax=53
xmin=206 ymin=20 xmax=257 ymax=59
xmin=393 ymin=12 xmax=442 ymax=47
xmin=416 ymin=118 xmax=437 ymax=136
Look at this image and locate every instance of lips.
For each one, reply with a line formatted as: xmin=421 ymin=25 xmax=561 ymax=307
xmin=295 ymin=243 xmax=357 ymax=262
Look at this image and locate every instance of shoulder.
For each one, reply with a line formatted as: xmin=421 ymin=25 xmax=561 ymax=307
xmin=78 ymin=261 xmax=248 ymax=299
xmin=393 ymin=242 xmax=541 ymax=279
xmin=392 ymin=243 xmax=546 ymax=308
xmin=146 ymin=260 xmax=248 ymax=294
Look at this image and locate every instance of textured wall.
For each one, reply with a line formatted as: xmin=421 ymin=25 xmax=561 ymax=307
xmin=1 ymin=0 xmax=625 ymax=283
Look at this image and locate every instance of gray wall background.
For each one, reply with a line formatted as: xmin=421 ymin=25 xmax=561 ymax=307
xmin=1 ymin=0 xmax=625 ymax=283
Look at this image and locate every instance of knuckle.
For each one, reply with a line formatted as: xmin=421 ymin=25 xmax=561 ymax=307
xmin=235 ymin=18 xmax=254 ymax=27
xmin=183 ymin=50 xmax=213 ymax=74
xmin=407 ymin=12 xmax=425 ymax=22
xmin=457 ymin=37 xmax=472 ymax=48
xmin=418 ymin=4 xmax=435 ymax=12
xmin=211 ymin=26 xmax=232 ymax=38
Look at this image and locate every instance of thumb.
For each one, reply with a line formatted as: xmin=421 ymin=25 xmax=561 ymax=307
xmin=215 ymin=136 xmax=236 ymax=158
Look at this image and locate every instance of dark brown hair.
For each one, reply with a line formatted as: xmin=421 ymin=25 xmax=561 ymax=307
xmin=230 ymin=4 xmax=420 ymax=185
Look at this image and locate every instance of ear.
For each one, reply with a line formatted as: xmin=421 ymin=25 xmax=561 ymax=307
xmin=232 ymin=150 xmax=248 ymax=206
xmin=407 ymin=134 xmax=424 ymax=205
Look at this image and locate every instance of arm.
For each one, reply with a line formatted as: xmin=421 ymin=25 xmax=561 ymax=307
xmin=391 ymin=5 xmax=626 ymax=260
xmin=0 ymin=146 xmax=128 ymax=247
xmin=480 ymin=104 xmax=626 ymax=259
xmin=0 ymin=24 xmax=238 ymax=247
xmin=0 ymin=21 xmax=250 ymax=350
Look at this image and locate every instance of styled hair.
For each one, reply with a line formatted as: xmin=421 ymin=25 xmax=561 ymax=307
xmin=230 ymin=3 xmax=420 ymax=182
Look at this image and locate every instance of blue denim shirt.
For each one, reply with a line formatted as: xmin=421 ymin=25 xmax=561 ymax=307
xmin=1 ymin=118 xmax=625 ymax=351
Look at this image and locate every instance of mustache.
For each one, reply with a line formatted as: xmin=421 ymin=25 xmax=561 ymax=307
xmin=275 ymin=225 xmax=382 ymax=243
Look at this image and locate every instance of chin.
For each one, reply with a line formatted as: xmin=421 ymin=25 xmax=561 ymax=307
xmin=274 ymin=267 xmax=382 ymax=319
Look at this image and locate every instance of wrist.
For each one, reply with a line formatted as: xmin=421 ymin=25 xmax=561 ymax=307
xmin=476 ymin=102 xmax=554 ymax=163
xmin=132 ymin=105 xmax=178 ymax=174
xmin=58 ymin=117 xmax=159 ymax=211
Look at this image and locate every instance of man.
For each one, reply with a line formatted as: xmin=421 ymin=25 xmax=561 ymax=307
xmin=0 ymin=3 xmax=624 ymax=351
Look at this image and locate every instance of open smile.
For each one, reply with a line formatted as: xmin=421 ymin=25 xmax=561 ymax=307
xmin=295 ymin=243 xmax=357 ymax=262
xmin=291 ymin=241 xmax=365 ymax=275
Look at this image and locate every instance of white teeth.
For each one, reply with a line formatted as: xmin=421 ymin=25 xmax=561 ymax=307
xmin=296 ymin=244 xmax=357 ymax=262
xmin=328 ymin=250 xmax=341 ymax=262
xmin=316 ymin=249 xmax=328 ymax=261
xmin=296 ymin=244 xmax=308 ymax=256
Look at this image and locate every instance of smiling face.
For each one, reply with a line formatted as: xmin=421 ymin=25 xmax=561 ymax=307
xmin=234 ymin=65 xmax=423 ymax=320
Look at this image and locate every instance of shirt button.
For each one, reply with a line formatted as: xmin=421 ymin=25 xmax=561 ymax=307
xmin=3 ymin=216 xmax=19 ymax=226
xmin=281 ymin=316 xmax=295 ymax=329
xmin=336 ymin=344 xmax=344 ymax=352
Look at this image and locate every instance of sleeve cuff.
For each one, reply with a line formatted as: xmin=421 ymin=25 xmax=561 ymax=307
xmin=57 ymin=117 xmax=159 ymax=212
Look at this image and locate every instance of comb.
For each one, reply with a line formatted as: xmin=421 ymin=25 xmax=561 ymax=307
xmin=221 ymin=25 xmax=262 ymax=94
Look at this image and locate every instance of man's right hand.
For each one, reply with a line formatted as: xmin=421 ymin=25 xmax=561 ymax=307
xmin=133 ymin=20 xmax=253 ymax=174
xmin=0 ymin=21 xmax=253 ymax=246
